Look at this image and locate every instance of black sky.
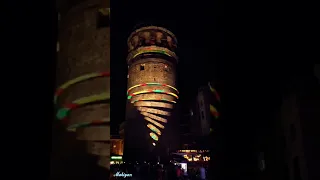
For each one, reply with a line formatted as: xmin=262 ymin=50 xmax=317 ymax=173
xmin=110 ymin=3 xmax=224 ymax=134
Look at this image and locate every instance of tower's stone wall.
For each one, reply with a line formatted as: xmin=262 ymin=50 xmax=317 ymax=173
xmin=128 ymin=58 xmax=176 ymax=87
xmin=56 ymin=0 xmax=110 ymax=169
xmin=124 ymin=26 xmax=179 ymax=161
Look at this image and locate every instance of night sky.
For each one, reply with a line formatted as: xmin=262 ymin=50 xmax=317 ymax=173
xmin=110 ymin=3 xmax=224 ymax=134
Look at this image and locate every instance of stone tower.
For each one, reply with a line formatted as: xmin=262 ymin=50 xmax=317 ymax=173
xmin=125 ymin=26 xmax=179 ymax=160
xmin=55 ymin=0 xmax=110 ymax=169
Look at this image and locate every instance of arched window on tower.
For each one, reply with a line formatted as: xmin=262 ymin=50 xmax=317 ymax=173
xmin=140 ymin=64 xmax=145 ymax=71
xmin=164 ymin=65 xmax=169 ymax=72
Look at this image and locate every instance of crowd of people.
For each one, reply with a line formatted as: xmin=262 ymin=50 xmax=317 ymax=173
xmin=110 ymin=162 xmax=207 ymax=180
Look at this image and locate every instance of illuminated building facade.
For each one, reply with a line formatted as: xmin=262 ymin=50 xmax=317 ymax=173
xmin=208 ymin=82 xmax=221 ymax=133
xmin=174 ymin=150 xmax=211 ymax=163
xmin=55 ymin=0 xmax=110 ymax=169
xmin=124 ymin=26 xmax=179 ymax=161
xmin=193 ymin=86 xmax=212 ymax=136
xmin=110 ymin=155 xmax=123 ymax=165
xmin=188 ymin=83 xmax=220 ymax=139
xmin=110 ymin=135 xmax=124 ymax=156
xmin=177 ymin=82 xmax=221 ymax=156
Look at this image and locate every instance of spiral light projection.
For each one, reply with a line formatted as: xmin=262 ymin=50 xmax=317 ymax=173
xmin=54 ymin=72 xmax=110 ymax=170
xmin=55 ymin=72 xmax=110 ymax=131
xmin=126 ymin=26 xmax=179 ymax=146
xmin=127 ymin=83 xmax=179 ymax=143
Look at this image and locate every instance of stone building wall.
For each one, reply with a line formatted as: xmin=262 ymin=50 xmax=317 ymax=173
xmin=56 ymin=0 xmax=110 ymax=169
xmin=124 ymin=26 xmax=179 ymax=161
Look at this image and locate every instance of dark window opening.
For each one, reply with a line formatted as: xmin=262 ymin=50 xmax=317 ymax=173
xmin=293 ymin=156 xmax=302 ymax=180
xmin=140 ymin=65 xmax=145 ymax=71
xmin=164 ymin=65 xmax=170 ymax=72
xmin=290 ymin=124 xmax=297 ymax=141
xmin=96 ymin=8 xmax=110 ymax=29
xmin=141 ymin=38 xmax=147 ymax=46
xmin=138 ymin=38 xmax=143 ymax=46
